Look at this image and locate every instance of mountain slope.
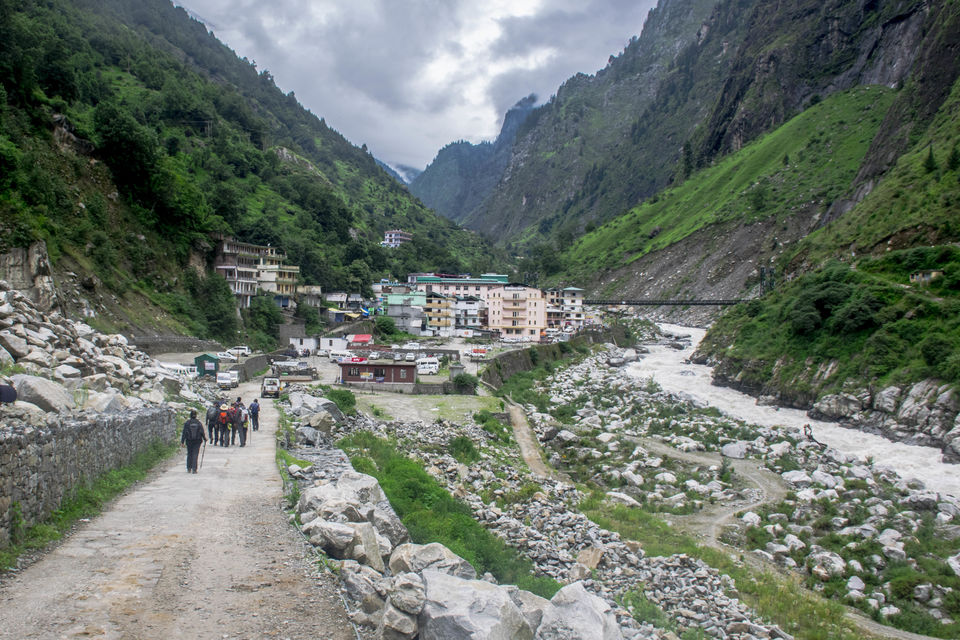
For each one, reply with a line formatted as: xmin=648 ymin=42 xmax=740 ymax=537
xmin=409 ymin=95 xmax=536 ymax=224
xmin=0 ymin=0 xmax=496 ymax=339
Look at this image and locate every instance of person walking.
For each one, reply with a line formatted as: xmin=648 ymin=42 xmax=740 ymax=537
xmin=180 ymin=410 xmax=206 ymax=474
xmin=217 ymin=404 xmax=231 ymax=447
xmin=229 ymin=399 xmax=243 ymax=446
xmin=205 ymin=401 xmax=219 ymax=445
xmin=248 ymin=398 xmax=260 ymax=432
xmin=238 ymin=401 xmax=249 ymax=447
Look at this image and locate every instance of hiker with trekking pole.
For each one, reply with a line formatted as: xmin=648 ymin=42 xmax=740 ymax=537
xmin=180 ymin=409 xmax=207 ymax=474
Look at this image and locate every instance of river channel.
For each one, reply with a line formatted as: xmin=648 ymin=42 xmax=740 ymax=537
xmin=624 ymin=323 xmax=960 ymax=498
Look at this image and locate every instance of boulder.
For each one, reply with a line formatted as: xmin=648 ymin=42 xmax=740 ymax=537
xmin=306 ymin=411 xmax=336 ymax=434
xmin=341 ymin=559 xmax=386 ymax=615
xmin=388 ymin=572 xmax=426 ymax=615
xmin=0 ymin=330 xmax=30 ymax=359
xmin=741 ymin=512 xmax=762 ymax=527
xmin=535 ymin=582 xmax=622 ymax=640
xmin=721 ymin=441 xmax=750 ymax=459
xmin=604 ymin=492 xmax=640 ymax=508
xmin=509 ymin=588 xmax=551 ymax=631
xmin=389 ymin=542 xmax=477 ymax=580
xmin=811 ymin=393 xmax=861 ymax=420
xmin=306 ymin=519 xmax=357 ymax=555
xmin=11 ymin=374 xmax=74 ymax=413
xmin=350 ymin=522 xmax=385 ymax=572
xmin=378 ymin=601 xmax=418 ymax=640
xmin=296 ymin=425 xmax=322 ymax=446
xmin=782 ymin=470 xmax=813 ymax=487
xmin=808 ymin=550 xmax=846 ymax=579
xmin=372 ymin=506 xmax=410 ymax=546
xmin=418 ymin=570 xmax=532 ymax=640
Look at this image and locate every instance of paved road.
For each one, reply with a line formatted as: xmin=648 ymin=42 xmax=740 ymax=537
xmin=0 ymin=381 xmax=353 ymax=640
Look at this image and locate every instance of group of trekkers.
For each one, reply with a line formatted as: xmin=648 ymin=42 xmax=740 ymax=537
xmin=180 ymin=397 xmax=261 ymax=473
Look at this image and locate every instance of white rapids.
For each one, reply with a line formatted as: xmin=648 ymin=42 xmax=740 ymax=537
xmin=624 ymin=323 xmax=960 ymax=498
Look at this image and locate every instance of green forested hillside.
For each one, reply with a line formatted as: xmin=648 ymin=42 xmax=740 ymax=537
xmin=694 ymin=70 xmax=960 ymax=402
xmin=556 ymin=86 xmax=895 ymax=284
xmin=0 ymin=0 xmax=494 ymax=340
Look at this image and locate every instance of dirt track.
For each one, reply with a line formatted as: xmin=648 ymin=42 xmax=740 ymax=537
xmin=0 ymin=381 xmax=353 ymax=640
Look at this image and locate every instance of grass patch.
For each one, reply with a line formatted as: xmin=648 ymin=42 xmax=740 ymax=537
xmin=338 ymin=431 xmax=560 ymax=598
xmin=326 ymin=389 xmax=357 ymax=415
xmin=579 ymin=491 xmax=872 ymax=640
xmin=0 ymin=439 xmax=176 ymax=571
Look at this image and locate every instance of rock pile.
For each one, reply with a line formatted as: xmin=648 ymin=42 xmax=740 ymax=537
xmin=0 ymin=280 xmax=188 ymax=422
xmin=286 ymin=444 xmax=652 ymax=639
xmin=531 ymin=342 xmax=960 ymax=629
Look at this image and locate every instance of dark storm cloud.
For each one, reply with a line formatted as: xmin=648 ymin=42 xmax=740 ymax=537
xmin=178 ymin=1 xmax=657 ymax=169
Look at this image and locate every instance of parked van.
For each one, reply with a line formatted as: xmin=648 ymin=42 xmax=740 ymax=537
xmin=330 ymin=350 xmax=353 ymax=362
xmin=416 ymin=357 xmax=440 ymax=375
xmin=216 ymin=372 xmax=234 ymax=390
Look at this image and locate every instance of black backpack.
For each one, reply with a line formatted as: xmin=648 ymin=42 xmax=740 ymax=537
xmin=184 ymin=419 xmax=204 ymax=441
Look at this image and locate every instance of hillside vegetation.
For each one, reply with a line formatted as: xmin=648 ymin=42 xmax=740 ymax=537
xmin=0 ymin=0 xmax=493 ymax=341
xmin=555 ymin=86 xmax=894 ymax=286
xmin=694 ymin=71 xmax=960 ymax=402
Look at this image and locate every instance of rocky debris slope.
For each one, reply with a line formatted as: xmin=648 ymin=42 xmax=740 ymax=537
xmin=527 ymin=340 xmax=960 ymax=629
xmin=0 ymin=279 xmax=195 ymax=423
xmin=278 ymin=390 xmax=791 ymax=639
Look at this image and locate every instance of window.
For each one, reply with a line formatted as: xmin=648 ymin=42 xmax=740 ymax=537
xmin=349 ymin=367 xmax=360 ymax=376
xmin=399 ymin=369 xmax=407 ymax=379
xmin=374 ymin=368 xmax=386 ymax=378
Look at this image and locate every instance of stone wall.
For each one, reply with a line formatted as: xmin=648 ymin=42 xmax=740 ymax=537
xmin=0 ymin=242 xmax=57 ymax=312
xmin=481 ymin=327 xmax=632 ymax=389
xmin=0 ymin=407 xmax=176 ymax=547
xmin=126 ymin=335 xmax=222 ymax=356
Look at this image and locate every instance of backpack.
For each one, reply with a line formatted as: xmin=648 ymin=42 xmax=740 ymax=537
xmin=240 ymin=408 xmax=248 ymax=423
xmin=184 ymin=420 xmax=203 ymax=441
xmin=227 ymin=406 xmax=239 ymax=424
xmin=218 ymin=410 xmax=229 ymax=425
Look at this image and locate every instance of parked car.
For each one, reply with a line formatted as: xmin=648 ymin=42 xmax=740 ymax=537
xmin=402 ymin=342 xmax=420 ymax=351
xmin=227 ymin=345 xmax=251 ymax=357
xmin=393 ymin=352 xmax=404 ymax=361
xmin=368 ymin=351 xmax=381 ymax=360
xmin=416 ymin=357 xmax=440 ymax=375
xmin=260 ymin=377 xmax=281 ymax=398
xmin=228 ymin=370 xmax=239 ymax=387
xmin=316 ymin=349 xmax=329 ymax=357
xmin=216 ymin=351 xmax=238 ymax=361
xmin=405 ymin=352 xmax=416 ymax=362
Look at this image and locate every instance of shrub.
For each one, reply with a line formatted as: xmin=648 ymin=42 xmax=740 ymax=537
xmin=452 ymin=373 xmax=478 ymax=393
xmin=326 ymin=389 xmax=356 ymax=414
xmin=450 ymin=435 xmax=480 ymax=464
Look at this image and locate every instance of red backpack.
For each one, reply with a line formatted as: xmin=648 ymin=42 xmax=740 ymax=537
xmin=218 ymin=410 xmax=229 ymax=425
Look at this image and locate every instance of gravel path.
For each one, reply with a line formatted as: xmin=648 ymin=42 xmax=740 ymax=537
xmin=0 ymin=380 xmax=354 ymax=640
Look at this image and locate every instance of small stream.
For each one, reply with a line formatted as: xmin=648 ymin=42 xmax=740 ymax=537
xmin=624 ymin=323 xmax=960 ymax=498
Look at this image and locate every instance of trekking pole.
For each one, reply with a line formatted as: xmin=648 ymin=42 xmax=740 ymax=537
xmin=199 ymin=441 xmax=206 ymax=470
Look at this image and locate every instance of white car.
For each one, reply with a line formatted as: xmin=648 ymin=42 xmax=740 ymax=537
xmin=227 ymin=345 xmax=251 ymax=357
xmin=216 ymin=351 xmax=238 ymax=361
xmin=402 ymin=342 xmax=420 ymax=350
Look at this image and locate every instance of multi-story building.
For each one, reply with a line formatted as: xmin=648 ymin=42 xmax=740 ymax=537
xmin=213 ymin=237 xmax=263 ymax=308
xmin=453 ymin=295 xmax=483 ymax=330
xmin=381 ymin=229 xmax=413 ymax=248
xmin=545 ymin=287 xmax=585 ymax=331
xmin=410 ymin=273 xmax=509 ymax=301
xmin=257 ymin=246 xmax=300 ymax=308
xmin=424 ymin=292 xmax=455 ymax=337
xmin=385 ymin=292 xmax=426 ymax=335
xmin=298 ymin=285 xmax=324 ymax=308
xmin=486 ymin=284 xmax=547 ymax=341
xmin=214 ymin=235 xmax=301 ymax=308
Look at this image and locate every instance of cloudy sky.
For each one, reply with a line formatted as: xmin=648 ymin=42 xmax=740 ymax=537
xmin=177 ymin=0 xmax=657 ymax=172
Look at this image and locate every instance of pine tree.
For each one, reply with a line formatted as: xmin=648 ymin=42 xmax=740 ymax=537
xmin=923 ymin=145 xmax=938 ymax=173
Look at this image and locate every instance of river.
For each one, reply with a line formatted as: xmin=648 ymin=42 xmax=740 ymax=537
xmin=624 ymin=323 xmax=960 ymax=498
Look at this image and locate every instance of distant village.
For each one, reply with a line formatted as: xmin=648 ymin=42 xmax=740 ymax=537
xmin=213 ymin=231 xmax=593 ymax=346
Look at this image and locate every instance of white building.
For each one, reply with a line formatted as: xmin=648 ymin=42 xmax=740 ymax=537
xmin=486 ymin=284 xmax=547 ymax=342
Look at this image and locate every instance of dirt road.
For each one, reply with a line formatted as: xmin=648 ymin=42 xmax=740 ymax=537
xmin=0 ymin=381 xmax=353 ymax=640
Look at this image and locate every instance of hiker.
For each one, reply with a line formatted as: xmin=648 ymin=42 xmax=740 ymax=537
xmin=180 ymin=409 xmax=206 ymax=474
xmin=205 ymin=401 xmax=219 ymax=444
xmin=237 ymin=401 xmax=249 ymax=447
xmin=248 ymin=398 xmax=260 ymax=431
xmin=217 ymin=404 xmax=231 ymax=447
xmin=229 ymin=399 xmax=243 ymax=445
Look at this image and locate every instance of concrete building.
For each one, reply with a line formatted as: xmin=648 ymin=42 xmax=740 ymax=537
xmin=299 ymin=285 xmax=324 ymax=308
xmin=486 ymin=284 xmax=547 ymax=342
xmin=424 ymin=292 xmax=455 ymax=337
xmin=545 ymin=287 xmax=585 ymax=330
xmin=339 ymin=360 xmax=415 ymax=384
xmin=213 ymin=237 xmax=261 ymax=308
xmin=385 ymin=292 xmax=426 ymax=335
xmin=381 ymin=229 xmax=412 ymax=248
xmin=410 ymin=273 xmax=509 ymax=302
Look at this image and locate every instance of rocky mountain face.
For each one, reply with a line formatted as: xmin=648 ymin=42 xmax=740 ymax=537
xmin=409 ymin=95 xmax=537 ymax=225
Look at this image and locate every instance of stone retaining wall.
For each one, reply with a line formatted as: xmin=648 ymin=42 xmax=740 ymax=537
xmin=0 ymin=406 xmax=176 ymax=547
xmin=126 ymin=335 xmax=223 ymax=355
